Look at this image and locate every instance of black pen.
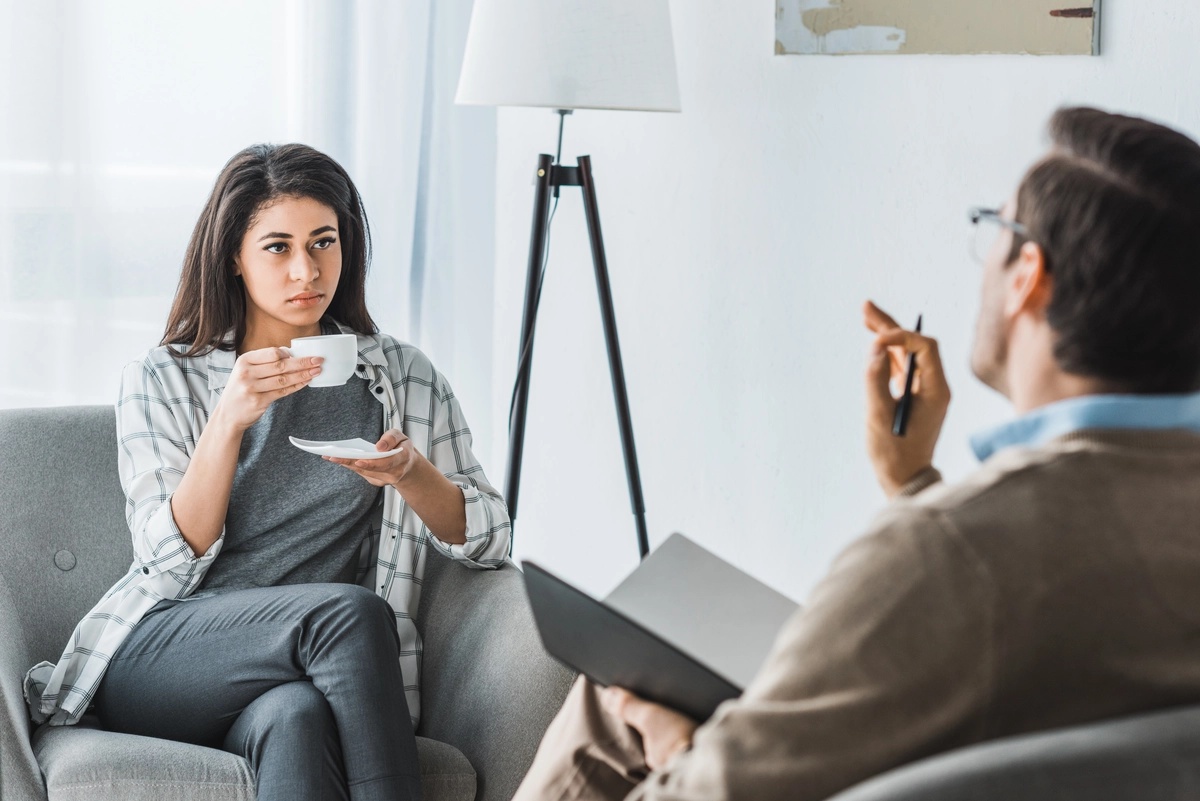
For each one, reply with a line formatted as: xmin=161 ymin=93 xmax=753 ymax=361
xmin=892 ymin=314 xmax=923 ymax=437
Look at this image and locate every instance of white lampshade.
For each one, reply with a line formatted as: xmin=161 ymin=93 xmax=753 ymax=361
xmin=456 ymin=0 xmax=681 ymax=113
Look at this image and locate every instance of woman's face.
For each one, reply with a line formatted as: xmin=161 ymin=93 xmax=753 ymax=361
xmin=234 ymin=194 xmax=343 ymax=339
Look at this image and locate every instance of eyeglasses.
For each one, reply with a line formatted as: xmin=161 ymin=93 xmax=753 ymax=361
xmin=969 ymin=206 xmax=1030 ymax=263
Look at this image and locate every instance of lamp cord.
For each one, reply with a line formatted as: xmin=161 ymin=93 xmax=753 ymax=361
xmin=508 ymin=109 xmax=571 ymax=435
xmin=507 ymin=194 xmax=559 ymax=431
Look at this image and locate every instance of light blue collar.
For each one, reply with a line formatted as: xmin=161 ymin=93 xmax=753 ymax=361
xmin=970 ymin=392 xmax=1200 ymax=462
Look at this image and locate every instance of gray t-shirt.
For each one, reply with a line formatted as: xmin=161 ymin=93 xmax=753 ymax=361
xmin=196 ymin=352 xmax=384 ymax=594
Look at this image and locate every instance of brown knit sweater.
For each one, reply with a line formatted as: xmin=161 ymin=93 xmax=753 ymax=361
xmin=630 ymin=430 xmax=1200 ymax=801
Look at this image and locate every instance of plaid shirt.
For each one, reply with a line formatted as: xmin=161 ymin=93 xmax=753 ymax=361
xmin=24 ymin=321 xmax=511 ymax=726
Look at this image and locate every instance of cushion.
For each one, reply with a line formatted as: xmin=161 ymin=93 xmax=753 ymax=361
xmin=33 ymin=717 xmax=475 ymax=801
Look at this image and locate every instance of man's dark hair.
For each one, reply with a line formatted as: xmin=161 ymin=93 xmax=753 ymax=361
xmin=162 ymin=143 xmax=377 ymax=357
xmin=1012 ymin=107 xmax=1200 ymax=393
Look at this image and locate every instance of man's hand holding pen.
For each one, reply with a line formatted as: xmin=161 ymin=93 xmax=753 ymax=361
xmin=863 ymin=301 xmax=951 ymax=498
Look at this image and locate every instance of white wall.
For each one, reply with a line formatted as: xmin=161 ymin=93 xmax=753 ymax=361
xmin=489 ymin=1 xmax=1200 ymax=601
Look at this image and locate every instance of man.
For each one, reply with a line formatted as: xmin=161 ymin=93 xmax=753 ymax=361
xmin=513 ymin=107 xmax=1200 ymax=801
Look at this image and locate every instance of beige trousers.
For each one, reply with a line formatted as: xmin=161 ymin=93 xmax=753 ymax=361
xmin=512 ymin=677 xmax=650 ymax=801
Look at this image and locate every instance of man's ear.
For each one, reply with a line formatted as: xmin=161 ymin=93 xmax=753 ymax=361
xmin=1004 ymin=241 xmax=1052 ymax=319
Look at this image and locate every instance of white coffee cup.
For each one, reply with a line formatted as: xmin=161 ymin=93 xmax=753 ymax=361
xmin=286 ymin=334 xmax=358 ymax=387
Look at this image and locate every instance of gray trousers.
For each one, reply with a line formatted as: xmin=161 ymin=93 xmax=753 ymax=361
xmin=93 ymin=583 xmax=422 ymax=801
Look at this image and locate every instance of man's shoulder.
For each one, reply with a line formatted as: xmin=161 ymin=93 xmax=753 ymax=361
xmin=918 ymin=432 xmax=1200 ymax=505
xmin=854 ymin=446 xmax=1089 ymax=562
xmin=890 ymin=436 xmax=1200 ymax=553
xmin=905 ymin=446 xmax=1072 ymax=515
xmin=824 ymin=451 xmax=1087 ymax=622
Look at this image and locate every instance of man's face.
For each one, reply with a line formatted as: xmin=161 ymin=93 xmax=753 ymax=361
xmin=969 ymin=195 xmax=1020 ymax=395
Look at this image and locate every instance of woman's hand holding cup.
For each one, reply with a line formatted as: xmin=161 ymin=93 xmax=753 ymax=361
xmin=217 ymin=347 xmax=324 ymax=432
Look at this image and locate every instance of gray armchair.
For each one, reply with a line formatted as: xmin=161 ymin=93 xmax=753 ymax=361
xmin=826 ymin=703 xmax=1200 ymax=801
xmin=0 ymin=406 xmax=575 ymax=801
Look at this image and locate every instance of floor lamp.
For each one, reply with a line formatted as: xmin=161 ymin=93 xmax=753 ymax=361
xmin=456 ymin=0 xmax=681 ymax=559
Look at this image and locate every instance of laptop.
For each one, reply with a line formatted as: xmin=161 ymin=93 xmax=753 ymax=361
xmin=522 ymin=533 xmax=800 ymax=721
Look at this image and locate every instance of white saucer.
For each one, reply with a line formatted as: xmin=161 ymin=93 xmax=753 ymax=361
xmin=289 ymin=437 xmax=403 ymax=460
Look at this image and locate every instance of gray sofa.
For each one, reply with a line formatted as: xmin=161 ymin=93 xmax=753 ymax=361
xmin=0 ymin=406 xmax=575 ymax=801
xmin=8 ymin=405 xmax=1200 ymax=801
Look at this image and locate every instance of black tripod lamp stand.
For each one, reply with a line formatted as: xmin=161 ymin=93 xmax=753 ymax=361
xmin=508 ymin=114 xmax=650 ymax=557
xmin=455 ymin=0 xmax=682 ymax=560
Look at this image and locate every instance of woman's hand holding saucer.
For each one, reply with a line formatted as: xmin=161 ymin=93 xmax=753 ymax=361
xmin=325 ymin=429 xmax=469 ymax=544
xmin=323 ymin=428 xmax=425 ymax=489
xmin=218 ymin=347 xmax=324 ymax=432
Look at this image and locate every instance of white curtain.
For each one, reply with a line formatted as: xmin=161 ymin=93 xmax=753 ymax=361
xmin=0 ymin=0 xmax=496 ymax=463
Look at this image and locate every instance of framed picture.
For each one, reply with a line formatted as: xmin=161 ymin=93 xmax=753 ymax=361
xmin=776 ymin=0 xmax=1101 ymax=55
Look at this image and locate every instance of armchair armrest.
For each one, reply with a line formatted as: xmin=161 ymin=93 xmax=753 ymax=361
xmin=0 ymin=571 xmax=48 ymax=801
xmin=828 ymin=703 xmax=1200 ymax=801
xmin=416 ymin=557 xmax=575 ymax=801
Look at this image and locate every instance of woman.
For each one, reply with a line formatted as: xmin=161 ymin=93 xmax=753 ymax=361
xmin=23 ymin=144 xmax=511 ymax=801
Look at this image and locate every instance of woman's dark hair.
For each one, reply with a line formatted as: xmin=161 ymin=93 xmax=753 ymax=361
xmin=162 ymin=143 xmax=377 ymax=356
xmin=1012 ymin=107 xmax=1200 ymax=393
